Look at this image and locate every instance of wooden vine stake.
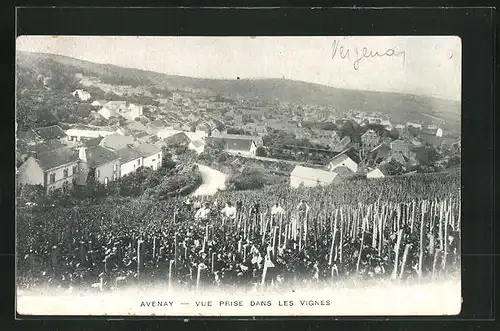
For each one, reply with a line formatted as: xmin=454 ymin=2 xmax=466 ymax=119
xmin=391 ymin=229 xmax=403 ymax=280
xmin=399 ymin=244 xmax=411 ymax=279
xmin=418 ymin=201 xmax=426 ymax=278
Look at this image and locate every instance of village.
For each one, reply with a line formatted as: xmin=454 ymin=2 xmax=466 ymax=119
xmin=16 ymin=72 xmax=461 ymax=195
xmin=14 ymin=36 xmax=464 ymax=316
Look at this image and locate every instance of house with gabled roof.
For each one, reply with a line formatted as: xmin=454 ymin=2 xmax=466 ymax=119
xmin=367 ymin=164 xmax=392 ymax=179
xmin=328 ymin=148 xmax=360 ymax=173
xmin=115 ymin=145 xmax=143 ymax=177
xmin=33 ymin=125 xmax=67 ymax=143
xmin=99 ymin=133 xmax=136 ymax=151
xmin=18 ymin=147 xmax=80 ymax=194
xmin=133 ymin=143 xmax=162 ymax=171
xmin=206 ymin=134 xmax=261 ymax=156
xmin=66 ymin=125 xmax=120 ymax=142
xmin=77 ymin=146 xmax=121 ymax=186
xmin=290 ymin=165 xmax=340 ymax=189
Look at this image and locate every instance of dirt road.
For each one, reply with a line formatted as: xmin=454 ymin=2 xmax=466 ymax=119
xmin=191 ymin=164 xmax=227 ymax=196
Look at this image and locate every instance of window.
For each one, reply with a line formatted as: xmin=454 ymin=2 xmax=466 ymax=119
xmin=158 ymin=154 xmax=161 ymax=159
xmin=104 ymin=177 xmax=109 ymax=186
xmin=72 ymin=165 xmax=78 ymax=175
xmin=63 ymin=168 xmax=68 ymax=178
xmin=49 ymin=173 xmax=56 ymax=183
xmin=95 ymin=169 xmax=100 ymax=178
xmin=113 ymin=164 xmax=117 ymax=172
xmin=137 ymin=159 xmax=141 ymax=166
xmin=63 ymin=181 xmax=69 ymax=193
xmin=113 ymin=173 xmax=117 ymax=181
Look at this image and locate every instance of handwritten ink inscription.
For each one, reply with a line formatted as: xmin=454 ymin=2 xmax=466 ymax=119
xmin=331 ymin=39 xmax=406 ymax=70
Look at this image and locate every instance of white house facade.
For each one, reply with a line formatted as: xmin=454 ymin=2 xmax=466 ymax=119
xmin=72 ymin=89 xmax=91 ymax=101
xmin=367 ymin=168 xmax=386 ymax=179
xmin=120 ymin=157 xmax=143 ymax=177
xmin=328 ymin=155 xmax=358 ymax=173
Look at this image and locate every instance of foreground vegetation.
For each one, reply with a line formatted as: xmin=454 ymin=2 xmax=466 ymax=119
xmin=16 ymin=170 xmax=460 ymax=290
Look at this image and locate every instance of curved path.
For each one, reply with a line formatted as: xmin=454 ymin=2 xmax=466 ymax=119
xmin=191 ymin=163 xmax=228 ymax=197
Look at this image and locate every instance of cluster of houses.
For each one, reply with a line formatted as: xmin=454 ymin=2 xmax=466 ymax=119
xmin=288 ymin=122 xmax=458 ymax=189
xmin=17 ymin=73 xmax=459 ymax=194
xmin=16 ymin=124 xmax=163 ymax=194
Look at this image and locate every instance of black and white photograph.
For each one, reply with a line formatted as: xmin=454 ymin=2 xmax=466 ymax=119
xmin=15 ymin=36 xmax=461 ymax=316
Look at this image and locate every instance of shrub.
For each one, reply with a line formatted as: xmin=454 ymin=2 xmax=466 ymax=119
xmin=255 ymin=146 xmax=267 ymax=157
xmin=226 ymin=167 xmax=266 ymax=191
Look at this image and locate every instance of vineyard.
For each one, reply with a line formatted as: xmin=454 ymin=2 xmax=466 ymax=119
xmin=16 ymin=171 xmax=460 ymax=292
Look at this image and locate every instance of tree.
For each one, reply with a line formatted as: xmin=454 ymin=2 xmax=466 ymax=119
xmin=226 ymin=167 xmax=266 ymax=191
xmin=17 ymin=184 xmax=45 ymax=203
xmin=339 ymin=121 xmax=361 ymax=141
xmin=384 ymin=159 xmax=404 ymax=176
xmin=414 ymin=146 xmax=439 ymax=166
xmin=255 ymin=146 xmax=267 ymax=157
xmin=386 ymin=128 xmax=400 ymax=140
xmin=447 ymin=155 xmax=461 ymax=167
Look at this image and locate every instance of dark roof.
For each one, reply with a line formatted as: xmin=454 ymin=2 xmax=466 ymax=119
xmin=330 ymin=148 xmax=361 ymax=164
xmin=33 ymin=125 xmax=67 ymax=140
xmin=17 ymin=130 xmax=41 ymax=142
xmin=84 ymin=136 xmax=104 ymax=147
xmin=208 ymin=135 xmax=259 ymax=151
xmin=34 ymin=147 xmax=79 ymax=171
xmin=211 ymin=134 xmax=261 ymax=143
xmin=28 ymin=140 xmax=65 ymax=154
xmin=164 ymin=132 xmax=190 ymax=145
xmin=86 ymin=146 xmax=120 ymax=167
xmin=115 ymin=146 xmax=142 ymax=163
xmin=133 ymin=143 xmax=161 ymax=157
xmin=151 ymin=119 xmax=167 ymax=127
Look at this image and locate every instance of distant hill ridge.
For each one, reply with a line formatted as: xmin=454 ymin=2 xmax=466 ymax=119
xmin=16 ymin=51 xmax=460 ymax=131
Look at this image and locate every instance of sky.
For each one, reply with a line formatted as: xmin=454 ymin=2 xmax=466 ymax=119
xmin=16 ymin=36 xmax=461 ymax=101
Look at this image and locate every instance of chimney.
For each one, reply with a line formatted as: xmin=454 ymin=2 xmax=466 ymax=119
xmin=78 ymin=147 xmax=87 ymax=162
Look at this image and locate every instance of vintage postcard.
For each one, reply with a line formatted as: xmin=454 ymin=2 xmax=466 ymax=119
xmin=15 ymin=36 xmax=461 ymax=316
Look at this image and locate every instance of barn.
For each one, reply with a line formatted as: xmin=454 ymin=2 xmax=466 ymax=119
xmin=290 ymin=165 xmax=340 ymax=189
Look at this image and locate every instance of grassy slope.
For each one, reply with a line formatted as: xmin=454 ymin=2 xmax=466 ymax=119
xmin=16 ymin=51 xmax=460 ymax=131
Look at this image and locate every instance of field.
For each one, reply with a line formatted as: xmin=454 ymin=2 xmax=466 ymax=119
xmin=16 ymin=171 xmax=461 ymax=293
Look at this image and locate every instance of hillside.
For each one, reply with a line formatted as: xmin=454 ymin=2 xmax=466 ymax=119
xmin=16 ymin=51 xmax=461 ymax=131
